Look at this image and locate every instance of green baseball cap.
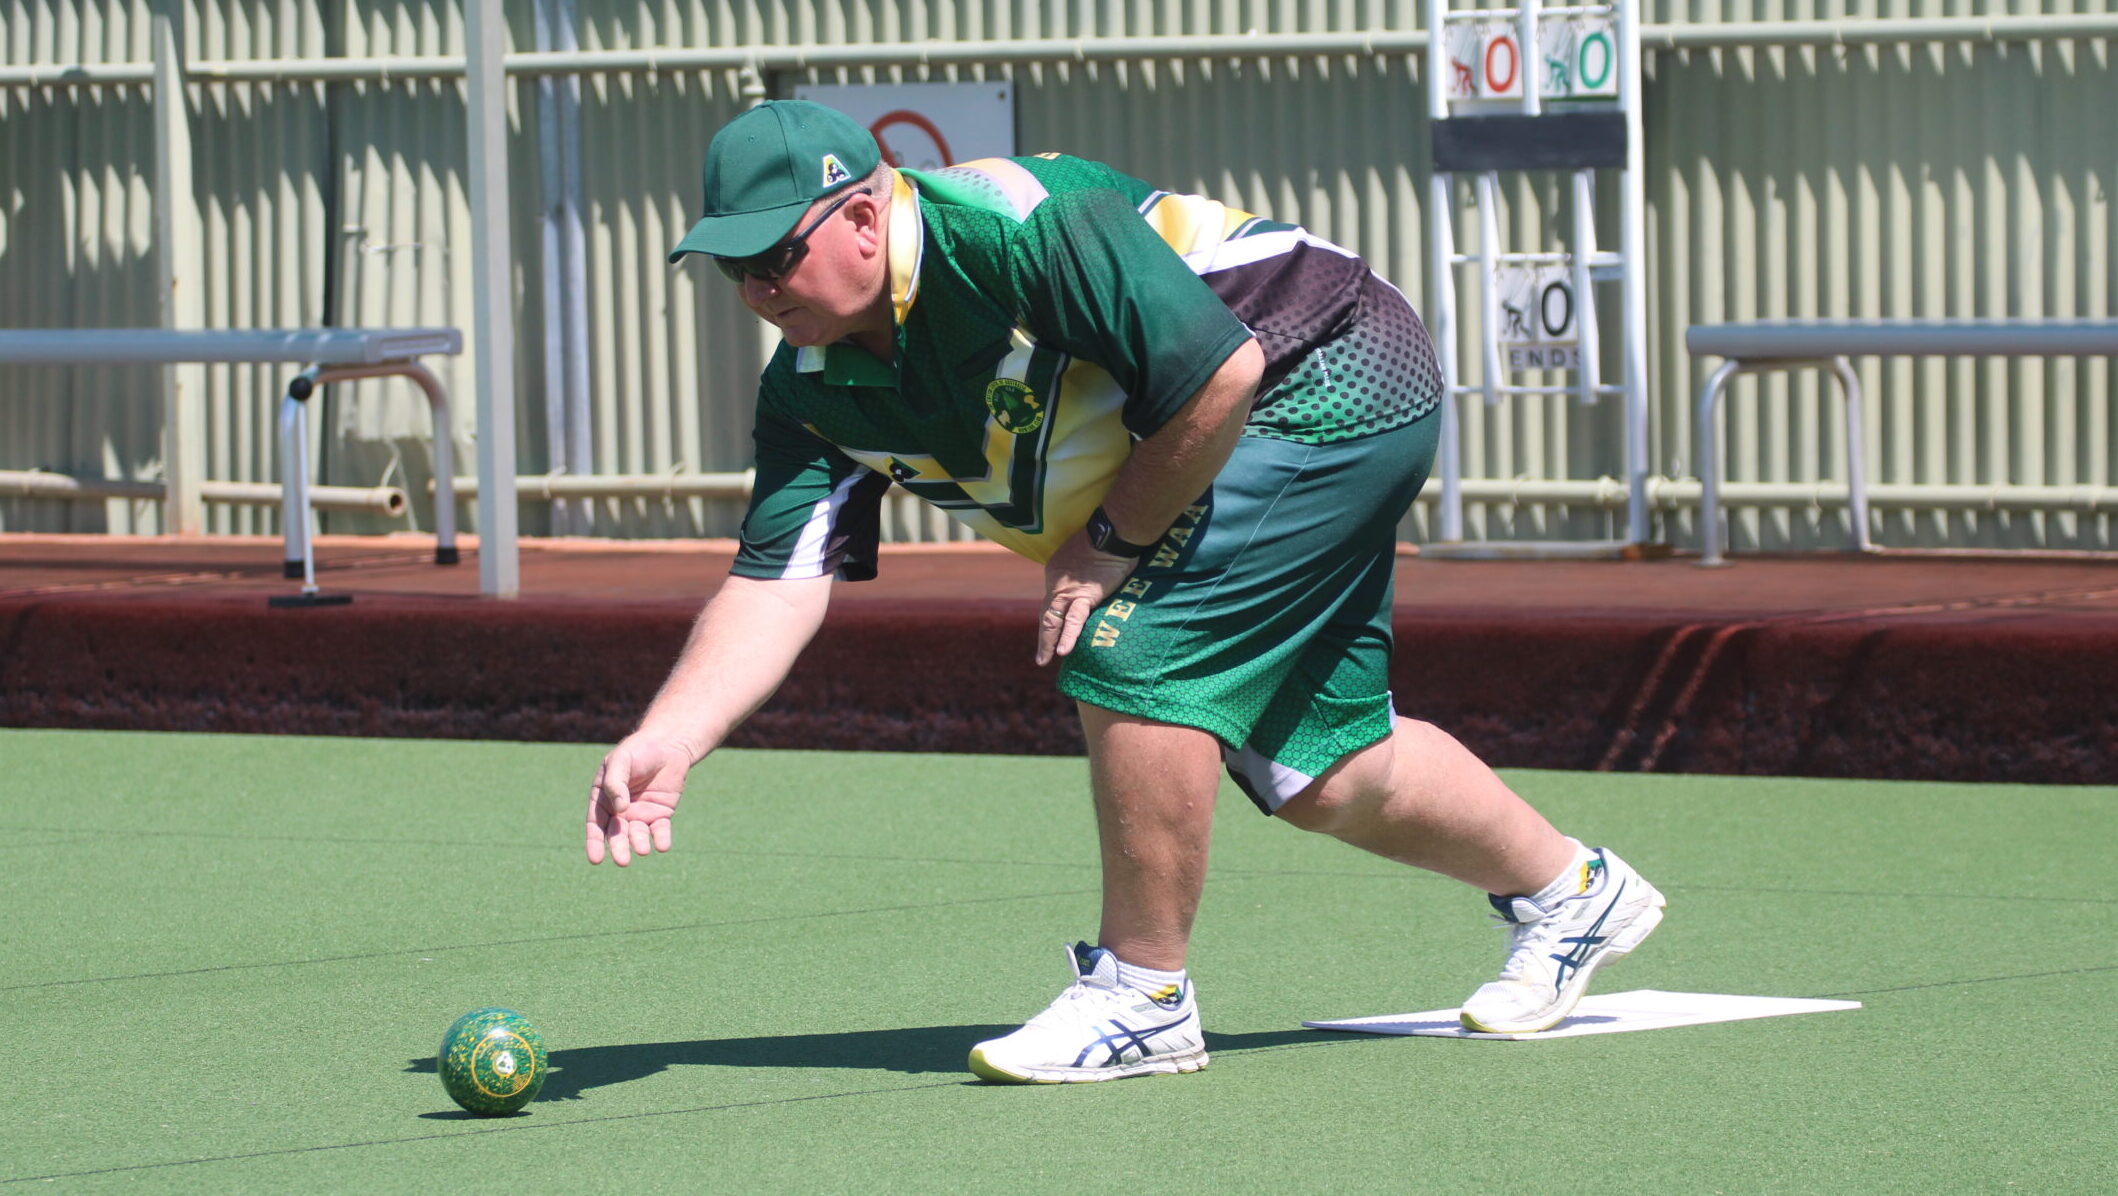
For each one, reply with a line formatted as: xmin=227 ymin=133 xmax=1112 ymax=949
xmin=668 ymin=100 xmax=881 ymax=263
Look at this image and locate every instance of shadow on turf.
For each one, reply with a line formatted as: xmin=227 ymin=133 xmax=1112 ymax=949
xmin=407 ymin=1026 xmax=1334 ymax=1104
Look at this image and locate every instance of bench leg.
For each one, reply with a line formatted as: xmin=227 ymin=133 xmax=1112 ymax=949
xmin=311 ymin=362 xmax=457 ymax=565
xmin=278 ymin=372 xmax=317 ymax=584
xmin=1830 ymin=356 xmax=1873 ymax=553
xmin=401 ymin=363 xmax=458 ymax=565
xmin=1694 ymin=360 xmax=1741 ymax=566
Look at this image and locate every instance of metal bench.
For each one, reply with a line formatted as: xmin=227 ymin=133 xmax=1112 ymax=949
xmin=0 ymin=328 xmax=462 ymax=602
xmin=1687 ymin=318 xmax=2118 ymax=566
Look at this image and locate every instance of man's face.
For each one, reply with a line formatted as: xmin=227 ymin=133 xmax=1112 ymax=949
xmin=728 ymin=189 xmax=885 ymax=348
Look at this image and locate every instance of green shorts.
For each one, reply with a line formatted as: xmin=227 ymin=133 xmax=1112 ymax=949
xmin=1057 ymin=411 xmax=1440 ymax=813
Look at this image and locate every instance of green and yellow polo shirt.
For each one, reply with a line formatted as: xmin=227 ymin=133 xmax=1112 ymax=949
xmin=732 ymin=153 xmax=1436 ymax=581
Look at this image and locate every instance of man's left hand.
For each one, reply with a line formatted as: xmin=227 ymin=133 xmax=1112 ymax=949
xmin=1038 ymin=530 xmax=1140 ymax=665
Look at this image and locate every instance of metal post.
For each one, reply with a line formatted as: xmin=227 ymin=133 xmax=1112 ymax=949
xmin=1431 ymin=172 xmax=1464 ymax=543
xmin=1423 ymin=0 xmax=1448 ymax=151
xmin=1424 ymin=0 xmax=1464 ymax=543
xmin=1569 ymin=169 xmax=1600 ymax=408
xmin=1519 ymin=0 xmax=1542 ymax=116
xmin=533 ymin=0 xmax=591 ymax=536
xmin=556 ymin=3 xmax=593 ymax=533
xmin=466 ymin=0 xmax=520 ymax=597
xmin=1694 ymin=359 xmax=1740 ymax=566
xmin=1832 ymin=356 xmax=1873 ymax=553
xmin=534 ymin=0 xmax=569 ymax=536
xmin=151 ymin=1 xmax=205 ymax=535
xmin=278 ymin=372 xmax=317 ymax=577
xmin=740 ymin=64 xmax=780 ymax=394
xmin=1475 ymin=172 xmax=1504 ymax=409
xmin=1618 ymin=0 xmax=1652 ymax=545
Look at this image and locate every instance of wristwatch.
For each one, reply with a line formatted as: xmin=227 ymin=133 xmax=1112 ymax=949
xmin=1085 ymin=507 xmax=1154 ymax=558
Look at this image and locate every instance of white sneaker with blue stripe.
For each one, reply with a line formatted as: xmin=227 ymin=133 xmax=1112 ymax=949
xmin=1459 ymin=847 xmax=1667 ymax=1034
xmin=969 ymin=943 xmax=1209 ymax=1083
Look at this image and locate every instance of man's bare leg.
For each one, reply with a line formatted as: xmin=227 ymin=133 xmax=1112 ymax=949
xmin=972 ymin=706 xmax=1652 ymax=1079
xmin=1077 ymin=702 xmax=1225 ymax=971
xmin=1078 ymin=707 xmax=1577 ymax=971
xmin=1276 ymin=716 xmax=1575 ymax=893
xmin=1278 ymin=715 xmax=1666 ymax=1034
xmin=965 ymin=703 xmax=1219 ymax=1083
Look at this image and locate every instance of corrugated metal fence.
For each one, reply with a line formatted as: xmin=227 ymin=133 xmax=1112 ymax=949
xmin=2 ymin=1 xmax=2113 ymax=551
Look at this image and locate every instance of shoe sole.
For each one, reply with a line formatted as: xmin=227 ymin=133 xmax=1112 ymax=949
xmin=1459 ymin=886 xmax=1667 ymax=1035
xmin=967 ymin=1044 xmax=1210 ymax=1084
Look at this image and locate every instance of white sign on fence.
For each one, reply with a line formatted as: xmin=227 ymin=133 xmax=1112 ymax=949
xmin=792 ymin=82 xmax=1017 ymax=170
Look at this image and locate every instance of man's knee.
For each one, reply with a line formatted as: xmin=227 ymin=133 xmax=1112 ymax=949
xmin=1275 ymin=720 xmax=1407 ymax=835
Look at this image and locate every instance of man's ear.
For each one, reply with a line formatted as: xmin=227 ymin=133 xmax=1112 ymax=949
xmin=849 ymin=191 xmax=887 ymax=256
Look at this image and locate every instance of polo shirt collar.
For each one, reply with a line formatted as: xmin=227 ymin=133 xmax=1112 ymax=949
xmin=886 ymin=167 xmax=923 ymax=326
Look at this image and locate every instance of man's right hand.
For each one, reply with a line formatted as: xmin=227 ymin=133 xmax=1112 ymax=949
xmin=585 ymin=735 xmax=693 ymax=866
xmin=581 ymin=572 xmax=832 ymax=867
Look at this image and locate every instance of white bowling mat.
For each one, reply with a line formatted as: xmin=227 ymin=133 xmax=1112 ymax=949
xmin=1302 ymin=989 xmax=1861 ymax=1040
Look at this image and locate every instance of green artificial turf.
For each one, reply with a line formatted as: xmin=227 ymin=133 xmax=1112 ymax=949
xmin=0 ymin=728 xmax=2112 ymax=1191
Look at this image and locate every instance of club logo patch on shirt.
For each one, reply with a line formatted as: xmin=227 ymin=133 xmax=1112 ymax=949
xmin=821 ymin=154 xmax=851 ymax=187
xmin=984 ymin=378 xmax=1045 ymax=434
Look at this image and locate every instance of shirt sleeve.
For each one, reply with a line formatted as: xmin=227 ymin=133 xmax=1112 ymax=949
xmin=1002 ymin=186 xmax=1255 ymax=437
xmin=733 ymin=381 xmax=891 ymax=582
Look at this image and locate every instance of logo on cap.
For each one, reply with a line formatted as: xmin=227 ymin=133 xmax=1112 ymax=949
xmin=821 ymin=154 xmax=851 ymax=187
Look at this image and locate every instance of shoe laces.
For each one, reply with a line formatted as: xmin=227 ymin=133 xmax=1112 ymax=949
xmin=1025 ymin=945 xmax=1135 ymax=1030
xmin=1489 ymin=911 xmax=1568 ymax=983
xmin=1487 ymin=862 xmax=1623 ymax=984
xmin=1487 ymin=879 xmax=1602 ymax=982
xmin=1033 ymin=977 xmax=1116 ymax=1021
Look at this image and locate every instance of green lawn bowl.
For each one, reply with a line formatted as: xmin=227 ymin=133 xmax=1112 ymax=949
xmin=437 ymin=1008 xmax=549 ymax=1116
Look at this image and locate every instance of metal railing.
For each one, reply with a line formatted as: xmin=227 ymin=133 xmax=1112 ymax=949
xmin=6 ymin=16 xmax=2116 ymax=88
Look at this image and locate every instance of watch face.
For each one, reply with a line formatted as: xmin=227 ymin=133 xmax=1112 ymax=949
xmin=1089 ymin=510 xmax=1143 ymax=557
xmin=1090 ymin=517 xmax=1114 ymax=551
xmin=1089 ymin=513 xmax=1122 ymax=554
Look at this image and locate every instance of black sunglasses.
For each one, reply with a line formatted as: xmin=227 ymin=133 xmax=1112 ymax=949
xmin=713 ymin=188 xmax=870 ymax=285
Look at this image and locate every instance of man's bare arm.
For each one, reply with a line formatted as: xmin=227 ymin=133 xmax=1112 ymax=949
xmin=636 ymin=573 xmax=834 ymax=763
xmin=1036 ymin=339 xmax=1264 ymax=665
xmin=1098 ymin=337 xmax=1265 ymax=549
xmin=585 ymin=572 xmax=832 ymax=864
